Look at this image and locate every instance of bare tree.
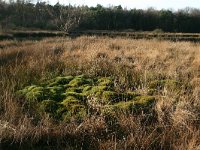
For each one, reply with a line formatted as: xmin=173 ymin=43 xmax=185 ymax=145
xmin=59 ymin=6 xmax=82 ymax=33
xmin=47 ymin=5 xmax=83 ymax=34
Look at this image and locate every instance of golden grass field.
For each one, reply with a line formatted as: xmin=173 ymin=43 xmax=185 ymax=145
xmin=0 ymin=36 xmax=200 ymax=149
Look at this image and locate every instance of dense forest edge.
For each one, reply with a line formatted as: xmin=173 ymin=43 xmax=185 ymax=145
xmin=1 ymin=1 xmax=200 ymax=33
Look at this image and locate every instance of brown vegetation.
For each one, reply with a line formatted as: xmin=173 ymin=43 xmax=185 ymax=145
xmin=0 ymin=36 xmax=200 ymax=149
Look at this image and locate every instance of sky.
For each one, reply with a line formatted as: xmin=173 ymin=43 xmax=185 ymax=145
xmin=46 ymin=0 xmax=200 ymax=10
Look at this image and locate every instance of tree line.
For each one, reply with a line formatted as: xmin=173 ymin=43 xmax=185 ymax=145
xmin=1 ymin=1 xmax=200 ymax=33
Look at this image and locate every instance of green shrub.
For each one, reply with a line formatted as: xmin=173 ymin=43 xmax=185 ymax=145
xmin=68 ymin=75 xmax=93 ymax=87
xmin=18 ymin=85 xmax=49 ymax=101
xmin=62 ymin=104 xmax=87 ymax=121
xmin=39 ymin=100 xmax=59 ymax=114
xmin=47 ymin=86 xmax=65 ymax=101
xmin=64 ymin=92 xmax=86 ymax=101
xmin=97 ymin=77 xmax=114 ymax=87
xmin=61 ymin=96 xmax=80 ymax=107
xmin=48 ymin=76 xmax=74 ymax=87
xmin=109 ymin=95 xmax=155 ymax=113
xmin=102 ymin=91 xmax=118 ymax=103
xmin=65 ymin=87 xmax=83 ymax=93
xmin=18 ymin=75 xmax=157 ymax=120
xmin=113 ymin=101 xmax=134 ymax=112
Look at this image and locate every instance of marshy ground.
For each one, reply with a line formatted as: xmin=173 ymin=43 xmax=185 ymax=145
xmin=0 ymin=36 xmax=200 ymax=149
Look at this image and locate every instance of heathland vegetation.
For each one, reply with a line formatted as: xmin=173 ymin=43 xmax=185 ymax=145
xmin=1 ymin=1 xmax=200 ymax=149
xmin=0 ymin=36 xmax=200 ymax=149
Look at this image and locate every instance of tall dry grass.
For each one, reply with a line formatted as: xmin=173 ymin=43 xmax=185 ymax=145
xmin=0 ymin=36 xmax=200 ymax=149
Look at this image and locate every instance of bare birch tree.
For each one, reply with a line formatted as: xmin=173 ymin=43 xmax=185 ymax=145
xmin=47 ymin=5 xmax=83 ymax=34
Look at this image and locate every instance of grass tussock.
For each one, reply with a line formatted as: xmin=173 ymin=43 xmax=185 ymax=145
xmin=0 ymin=36 xmax=200 ymax=149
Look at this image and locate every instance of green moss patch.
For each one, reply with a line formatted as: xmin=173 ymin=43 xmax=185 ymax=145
xmin=17 ymin=85 xmax=50 ymax=101
xmin=39 ymin=100 xmax=59 ymax=114
xmin=17 ymin=75 xmax=159 ymax=120
xmin=97 ymin=77 xmax=114 ymax=87
xmin=107 ymin=95 xmax=156 ymax=114
xmin=68 ymin=75 xmax=93 ymax=87
xmin=48 ymin=76 xmax=74 ymax=87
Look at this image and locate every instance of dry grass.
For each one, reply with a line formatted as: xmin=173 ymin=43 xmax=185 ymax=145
xmin=0 ymin=36 xmax=200 ymax=149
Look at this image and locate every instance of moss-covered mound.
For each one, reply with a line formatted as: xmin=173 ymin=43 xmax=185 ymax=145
xmin=17 ymin=75 xmax=158 ymax=120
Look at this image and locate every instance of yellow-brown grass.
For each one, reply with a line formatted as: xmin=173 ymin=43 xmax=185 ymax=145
xmin=0 ymin=36 xmax=200 ymax=149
